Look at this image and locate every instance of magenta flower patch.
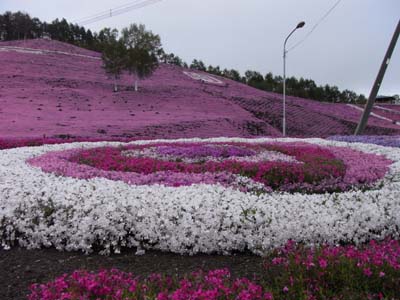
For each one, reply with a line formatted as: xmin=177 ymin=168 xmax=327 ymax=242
xmin=28 ymin=239 xmax=400 ymax=299
xmin=28 ymin=268 xmax=274 ymax=300
xmin=28 ymin=141 xmax=391 ymax=194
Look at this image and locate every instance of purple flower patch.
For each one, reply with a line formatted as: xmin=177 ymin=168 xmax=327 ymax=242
xmin=27 ymin=141 xmax=392 ymax=194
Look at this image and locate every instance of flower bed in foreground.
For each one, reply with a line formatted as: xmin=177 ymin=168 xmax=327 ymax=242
xmin=29 ymin=239 xmax=400 ymax=300
xmin=1 ymin=138 xmax=400 ymax=255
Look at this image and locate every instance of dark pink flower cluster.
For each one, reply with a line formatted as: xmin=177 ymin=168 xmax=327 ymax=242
xmin=28 ymin=239 xmax=400 ymax=300
xmin=28 ymin=268 xmax=273 ymax=300
xmin=263 ymin=238 xmax=400 ymax=299
xmin=155 ymin=144 xmax=256 ymax=158
xmin=269 ymin=239 xmax=400 ymax=272
xmin=69 ymin=142 xmax=346 ymax=192
xmin=28 ymin=142 xmax=391 ymax=193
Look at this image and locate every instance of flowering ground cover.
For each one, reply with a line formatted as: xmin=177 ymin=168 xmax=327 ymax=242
xmin=1 ymin=137 xmax=400 ymax=299
xmin=28 ymin=141 xmax=391 ymax=194
xmin=28 ymin=239 xmax=400 ymax=300
xmin=1 ymin=39 xmax=399 ymax=140
xmin=0 ymin=137 xmax=140 ymax=150
xmin=2 ymin=39 xmax=400 ymax=300
xmin=1 ymin=137 xmax=399 ymax=257
xmin=330 ymin=135 xmax=400 ymax=148
xmin=0 ymin=39 xmax=277 ymax=139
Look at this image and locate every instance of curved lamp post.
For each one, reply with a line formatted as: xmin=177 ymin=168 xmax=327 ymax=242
xmin=283 ymin=21 xmax=305 ymax=136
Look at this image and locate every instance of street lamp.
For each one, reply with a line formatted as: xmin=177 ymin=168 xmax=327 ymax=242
xmin=283 ymin=21 xmax=305 ymax=136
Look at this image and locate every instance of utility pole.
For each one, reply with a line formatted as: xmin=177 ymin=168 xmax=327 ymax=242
xmin=355 ymin=19 xmax=400 ymax=135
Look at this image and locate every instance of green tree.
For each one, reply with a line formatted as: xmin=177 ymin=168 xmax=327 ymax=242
xmin=207 ymin=65 xmax=222 ymax=76
xmin=102 ymin=40 xmax=127 ymax=92
xmin=341 ymin=89 xmax=358 ymax=103
xmin=95 ymin=28 xmax=119 ymax=51
xmin=245 ymin=70 xmax=264 ymax=90
xmin=160 ymin=52 xmax=184 ymax=67
xmin=223 ymin=69 xmax=241 ymax=82
xmin=190 ymin=59 xmax=206 ymax=71
xmin=126 ymin=47 xmax=158 ymax=91
xmin=13 ymin=12 xmax=33 ymax=40
xmin=121 ymin=23 xmax=160 ymax=91
xmin=121 ymin=23 xmax=161 ymax=55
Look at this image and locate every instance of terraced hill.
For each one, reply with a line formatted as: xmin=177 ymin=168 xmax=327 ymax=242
xmin=0 ymin=39 xmax=399 ymax=139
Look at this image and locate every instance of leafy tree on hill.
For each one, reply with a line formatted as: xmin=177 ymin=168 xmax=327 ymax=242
xmin=159 ymin=51 xmax=184 ymax=67
xmin=97 ymin=28 xmax=115 ymax=42
xmin=99 ymin=24 xmax=160 ymax=92
xmin=126 ymin=47 xmax=158 ymax=91
xmin=207 ymin=65 xmax=222 ymax=76
xmin=167 ymin=54 xmax=184 ymax=67
xmin=102 ymin=39 xmax=127 ymax=92
xmin=222 ymin=69 xmax=242 ymax=82
xmin=95 ymin=28 xmax=119 ymax=48
xmin=190 ymin=59 xmax=206 ymax=71
xmin=121 ymin=24 xmax=162 ymax=56
xmin=121 ymin=24 xmax=161 ymax=91
xmin=245 ymin=70 xmax=265 ymax=90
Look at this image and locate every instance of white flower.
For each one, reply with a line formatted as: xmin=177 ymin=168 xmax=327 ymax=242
xmin=0 ymin=137 xmax=399 ymax=255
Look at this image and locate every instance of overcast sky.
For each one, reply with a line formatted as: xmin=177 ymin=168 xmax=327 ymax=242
xmin=1 ymin=0 xmax=399 ymax=96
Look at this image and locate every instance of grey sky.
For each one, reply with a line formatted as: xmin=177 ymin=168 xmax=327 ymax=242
xmin=1 ymin=0 xmax=399 ymax=96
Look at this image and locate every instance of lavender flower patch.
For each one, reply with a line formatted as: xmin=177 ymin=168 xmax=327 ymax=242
xmin=329 ymin=135 xmax=400 ymax=148
xmin=27 ymin=141 xmax=390 ymax=194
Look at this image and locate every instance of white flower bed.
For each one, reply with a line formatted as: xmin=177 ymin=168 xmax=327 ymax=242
xmin=0 ymin=137 xmax=399 ymax=255
xmin=122 ymin=146 xmax=299 ymax=164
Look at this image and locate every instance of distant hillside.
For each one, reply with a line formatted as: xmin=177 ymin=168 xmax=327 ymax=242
xmin=0 ymin=39 xmax=399 ymax=139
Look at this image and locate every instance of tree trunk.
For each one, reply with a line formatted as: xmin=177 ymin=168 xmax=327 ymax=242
xmin=134 ymin=80 xmax=138 ymax=92
xmin=113 ymin=76 xmax=118 ymax=92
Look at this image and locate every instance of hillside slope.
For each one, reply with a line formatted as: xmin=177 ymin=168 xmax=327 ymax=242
xmin=0 ymin=39 xmax=399 ymax=139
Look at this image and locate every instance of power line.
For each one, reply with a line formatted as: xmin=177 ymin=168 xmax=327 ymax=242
xmin=73 ymin=0 xmax=162 ymax=26
xmin=72 ymin=0 xmax=145 ymax=23
xmin=79 ymin=0 xmax=161 ymax=26
xmin=287 ymin=0 xmax=342 ymax=52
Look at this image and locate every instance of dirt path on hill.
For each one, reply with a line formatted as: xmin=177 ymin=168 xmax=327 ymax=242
xmin=0 ymin=247 xmax=264 ymax=299
xmin=0 ymin=45 xmax=100 ymax=60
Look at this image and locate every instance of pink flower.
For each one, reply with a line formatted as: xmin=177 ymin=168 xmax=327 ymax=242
xmin=318 ymin=258 xmax=328 ymax=269
xmin=363 ymin=268 xmax=373 ymax=277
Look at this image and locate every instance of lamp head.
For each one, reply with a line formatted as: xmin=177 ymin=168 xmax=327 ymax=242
xmin=296 ymin=21 xmax=306 ymax=29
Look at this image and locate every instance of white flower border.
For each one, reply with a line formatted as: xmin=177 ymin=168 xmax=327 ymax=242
xmin=1 ymin=137 xmax=399 ymax=255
